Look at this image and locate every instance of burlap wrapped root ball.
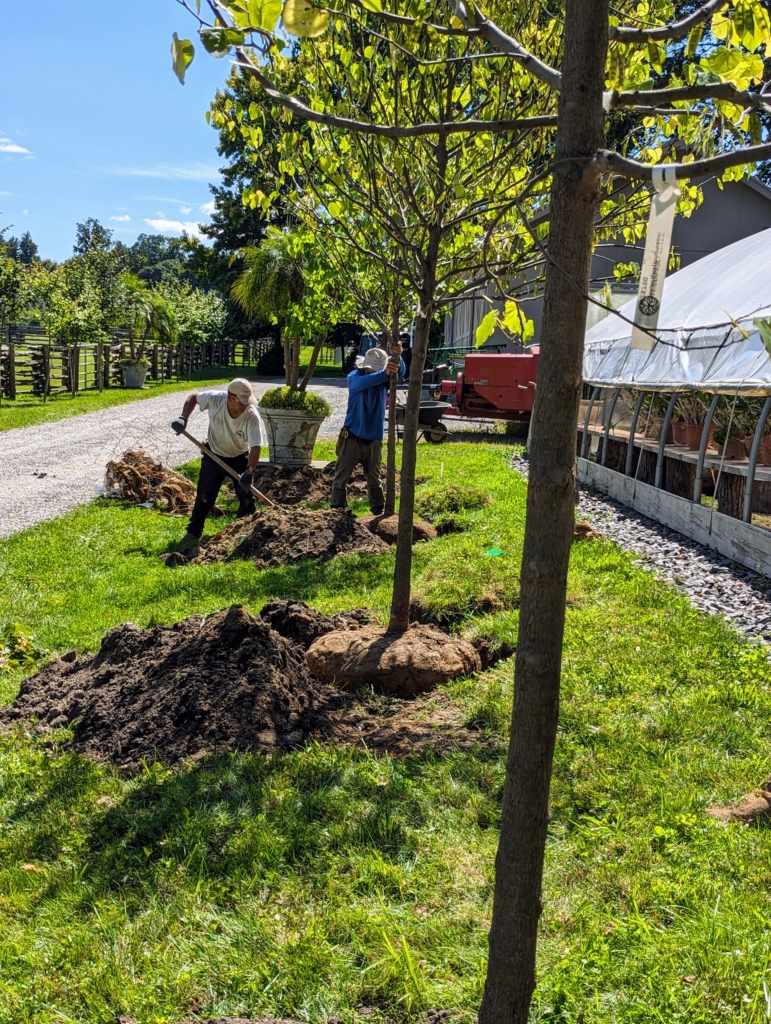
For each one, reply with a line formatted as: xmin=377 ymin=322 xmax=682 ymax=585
xmin=305 ymin=623 xmax=481 ymax=698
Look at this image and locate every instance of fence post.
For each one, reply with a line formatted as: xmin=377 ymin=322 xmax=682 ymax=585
xmin=71 ymin=344 xmax=79 ymax=396
xmin=97 ymin=344 xmax=104 ymax=391
xmin=8 ymin=333 xmax=16 ymax=400
xmin=43 ymin=343 xmax=51 ymax=399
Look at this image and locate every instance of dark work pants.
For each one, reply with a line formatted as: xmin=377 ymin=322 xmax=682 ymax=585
xmin=187 ymin=448 xmax=255 ymax=538
xmin=330 ymin=436 xmax=384 ymax=512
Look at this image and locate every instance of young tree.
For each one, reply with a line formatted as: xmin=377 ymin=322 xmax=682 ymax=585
xmin=173 ymin=0 xmax=771 ymax=1019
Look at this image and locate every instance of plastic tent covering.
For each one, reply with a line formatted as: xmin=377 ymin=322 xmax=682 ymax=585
xmin=583 ymin=226 xmax=771 ymax=394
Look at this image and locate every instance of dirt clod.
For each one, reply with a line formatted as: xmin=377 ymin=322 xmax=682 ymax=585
xmin=706 ymin=778 xmax=771 ymax=823
xmin=1 ymin=607 xmax=485 ymax=771
xmin=361 ymin=514 xmax=437 ymax=545
xmin=306 ymin=623 xmax=481 ymax=698
xmin=260 ymin=599 xmax=374 ymax=649
xmin=574 ymin=520 xmax=602 ymax=541
xmin=104 ymin=450 xmax=202 ymax=515
xmin=168 ymin=508 xmax=389 ymax=569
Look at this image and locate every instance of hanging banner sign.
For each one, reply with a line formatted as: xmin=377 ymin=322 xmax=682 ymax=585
xmin=630 ymin=165 xmax=680 ymax=351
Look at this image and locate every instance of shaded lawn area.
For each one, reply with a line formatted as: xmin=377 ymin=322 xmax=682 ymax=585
xmin=1 ymin=441 xmax=771 ymax=1022
xmin=0 ymin=370 xmax=235 ymax=433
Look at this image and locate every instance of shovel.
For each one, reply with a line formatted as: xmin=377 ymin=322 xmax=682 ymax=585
xmin=179 ymin=428 xmax=286 ymax=512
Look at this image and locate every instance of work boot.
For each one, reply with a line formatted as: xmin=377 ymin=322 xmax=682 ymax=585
xmin=370 ymin=507 xmax=385 ymax=516
xmin=178 ymin=531 xmax=200 ymax=550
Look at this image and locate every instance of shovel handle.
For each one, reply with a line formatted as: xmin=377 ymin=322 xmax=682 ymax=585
xmin=180 ymin=428 xmax=283 ymax=511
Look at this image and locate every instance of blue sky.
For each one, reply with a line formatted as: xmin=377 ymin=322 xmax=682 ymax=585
xmin=1 ymin=0 xmax=234 ymax=261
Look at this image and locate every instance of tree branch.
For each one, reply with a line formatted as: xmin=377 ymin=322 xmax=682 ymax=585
xmin=609 ymin=0 xmax=729 ymax=42
xmin=233 ymin=52 xmax=556 ymax=136
xmin=613 ymin=81 xmax=771 ymax=113
xmin=597 ymin=143 xmax=771 ymax=180
xmin=467 ymin=11 xmax=563 ymax=92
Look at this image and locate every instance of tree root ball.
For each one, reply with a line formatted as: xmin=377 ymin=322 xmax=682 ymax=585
xmin=706 ymin=777 xmax=771 ymax=823
xmin=361 ymin=514 xmax=437 ymax=544
xmin=306 ymin=623 xmax=481 ymax=697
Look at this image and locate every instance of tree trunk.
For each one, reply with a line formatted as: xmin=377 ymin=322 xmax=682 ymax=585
xmin=299 ymin=331 xmax=326 ymax=391
xmin=283 ymin=332 xmax=291 ymax=387
xmin=478 ymin=2 xmax=609 ymax=1022
xmin=385 ymin=309 xmax=401 ymax=517
xmin=290 ymin=336 xmax=301 ymax=389
xmin=387 ymin=306 xmax=433 ymax=632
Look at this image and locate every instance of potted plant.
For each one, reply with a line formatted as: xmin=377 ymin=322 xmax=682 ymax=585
xmin=118 ymin=273 xmax=154 ymax=388
xmin=673 ymin=392 xmax=709 ymax=450
xmin=642 ymin=393 xmax=672 ymax=442
xmin=231 ymin=229 xmax=346 ymax=465
xmin=711 ymin=422 xmax=746 ymax=460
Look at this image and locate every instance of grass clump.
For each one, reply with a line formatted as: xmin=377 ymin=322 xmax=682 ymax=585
xmin=415 ymin=482 xmax=491 ymax=535
xmin=4 ymin=440 xmax=771 ymax=1020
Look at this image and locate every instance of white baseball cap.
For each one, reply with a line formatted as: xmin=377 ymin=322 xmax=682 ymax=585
xmin=355 ymin=348 xmax=388 ymax=372
xmin=227 ymin=378 xmax=258 ymax=406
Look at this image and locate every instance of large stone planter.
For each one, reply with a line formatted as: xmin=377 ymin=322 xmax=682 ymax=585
xmin=259 ymin=406 xmax=327 ymax=466
xmin=121 ymin=362 xmax=149 ymax=388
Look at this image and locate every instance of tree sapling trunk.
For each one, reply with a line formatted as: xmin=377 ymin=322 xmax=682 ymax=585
xmin=479 ymin=1 xmax=609 ymax=1021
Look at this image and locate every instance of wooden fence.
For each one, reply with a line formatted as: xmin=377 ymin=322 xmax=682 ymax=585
xmin=0 ymin=325 xmax=274 ymax=400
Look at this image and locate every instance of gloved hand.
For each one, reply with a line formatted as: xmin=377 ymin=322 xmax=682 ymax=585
xmin=171 ymin=415 xmax=188 ymax=435
xmin=238 ymin=469 xmax=255 ymax=489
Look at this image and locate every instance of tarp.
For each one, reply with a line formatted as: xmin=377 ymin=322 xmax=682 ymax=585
xmin=583 ymin=226 xmax=771 ymax=394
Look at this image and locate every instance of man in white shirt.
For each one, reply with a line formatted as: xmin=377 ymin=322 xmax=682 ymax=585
xmin=171 ymin=378 xmax=262 ymax=547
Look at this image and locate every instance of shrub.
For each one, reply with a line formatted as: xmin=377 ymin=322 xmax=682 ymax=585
xmin=258 ymin=386 xmax=332 ymax=417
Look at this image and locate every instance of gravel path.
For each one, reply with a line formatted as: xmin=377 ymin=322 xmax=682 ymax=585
xmin=511 ymin=452 xmax=771 ymax=646
xmin=0 ymin=380 xmax=348 ymax=540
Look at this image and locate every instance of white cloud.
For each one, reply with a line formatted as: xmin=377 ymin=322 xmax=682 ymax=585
xmin=145 ymin=217 xmax=203 ymax=238
xmin=110 ymin=214 xmax=131 ymax=223
xmin=113 ymin=163 xmax=219 ymax=182
xmin=0 ymin=137 xmax=31 ymax=155
xmin=22 ymin=209 xmax=28 ymax=215
xmin=200 ymin=200 xmax=216 ymax=215
xmin=180 ymin=205 xmax=191 ymax=214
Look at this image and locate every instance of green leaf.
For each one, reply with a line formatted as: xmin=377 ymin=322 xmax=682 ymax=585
xmin=502 ymin=300 xmax=534 ymax=342
xmin=281 ymin=0 xmax=330 ymax=37
xmin=685 ymin=22 xmax=704 ymax=57
xmin=475 ymin=309 xmax=497 ymax=348
xmin=171 ymin=33 xmax=195 ymax=85
xmin=360 ymin=0 xmax=383 ymax=9
xmin=754 ymin=317 xmax=771 ymax=357
xmin=750 ymin=111 xmax=762 ymax=146
xmin=200 ymin=27 xmax=245 ymax=58
xmin=249 ymin=0 xmax=283 ymax=32
xmin=328 ymin=200 xmax=343 ymax=218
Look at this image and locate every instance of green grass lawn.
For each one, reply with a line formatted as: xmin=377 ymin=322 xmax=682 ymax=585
xmin=2 ymin=441 xmax=771 ymax=1022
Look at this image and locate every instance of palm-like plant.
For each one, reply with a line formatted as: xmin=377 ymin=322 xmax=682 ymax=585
xmin=231 ymin=230 xmax=307 ymax=389
xmin=119 ymin=272 xmax=154 ymax=362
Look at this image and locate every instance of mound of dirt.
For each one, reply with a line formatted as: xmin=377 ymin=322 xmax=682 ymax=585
xmin=259 ymin=599 xmax=374 ymax=648
xmin=104 ymin=450 xmax=202 ymax=515
xmin=255 ymin=462 xmax=395 ymax=506
xmin=306 ymin=623 xmax=481 ymax=698
xmin=360 ymin=514 xmax=437 ymax=545
xmin=179 ymin=508 xmax=389 ymax=569
xmin=706 ymin=778 xmax=771 ymax=823
xmin=1 ymin=606 xmax=486 ymax=771
xmin=574 ymin=520 xmax=602 ymax=541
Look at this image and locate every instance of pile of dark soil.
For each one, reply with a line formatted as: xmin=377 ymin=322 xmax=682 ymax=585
xmin=179 ymin=508 xmax=389 ymax=569
xmin=104 ymin=450 xmax=201 ymax=515
xmin=255 ymin=462 xmax=394 ymax=506
xmin=260 ymin=598 xmax=373 ymax=648
xmin=1 ymin=605 xmax=485 ymax=771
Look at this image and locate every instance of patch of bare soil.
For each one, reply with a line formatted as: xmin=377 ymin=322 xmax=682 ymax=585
xmin=104 ymin=450 xmax=203 ymax=515
xmin=167 ymin=508 xmax=389 ymax=569
xmin=259 ymin=599 xmax=374 ymax=648
xmin=360 ymin=514 xmax=437 ymax=545
xmin=255 ymin=462 xmax=395 ymax=506
xmin=1 ymin=605 xmax=486 ymax=772
xmin=706 ymin=778 xmax=771 ymax=823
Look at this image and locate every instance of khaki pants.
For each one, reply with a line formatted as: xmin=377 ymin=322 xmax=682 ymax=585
xmin=331 ymin=435 xmax=384 ymax=512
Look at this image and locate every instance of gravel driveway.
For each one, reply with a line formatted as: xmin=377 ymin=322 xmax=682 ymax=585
xmin=0 ymin=380 xmax=348 ymax=540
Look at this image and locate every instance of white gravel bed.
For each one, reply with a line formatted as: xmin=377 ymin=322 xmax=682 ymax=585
xmin=0 ymin=379 xmax=348 ymax=540
xmin=511 ymin=452 xmax=771 ymax=645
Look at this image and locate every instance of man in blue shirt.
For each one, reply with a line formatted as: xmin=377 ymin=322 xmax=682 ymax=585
xmin=331 ymin=342 xmax=404 ymax=513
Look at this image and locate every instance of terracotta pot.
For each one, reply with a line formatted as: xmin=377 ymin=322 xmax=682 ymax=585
xmin=684 ymin=423 xmax=706 ymax=451
xmin=714 ymin=438 xmax=746 ymax=460
xmin=650 ymin=416 xmax=673 ymax=443
xmin=671 ymin=421 xmax=689 ymax=445
xmin=759 ymin=435 xmax=771 ymax=466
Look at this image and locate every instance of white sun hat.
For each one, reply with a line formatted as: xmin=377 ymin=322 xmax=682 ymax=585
xmin=355 ymin=348 xmax=388 ymax=371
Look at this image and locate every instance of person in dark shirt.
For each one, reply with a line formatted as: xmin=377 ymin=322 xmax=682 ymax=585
xmin=331 ymin=343 xmax=404 ymax=513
